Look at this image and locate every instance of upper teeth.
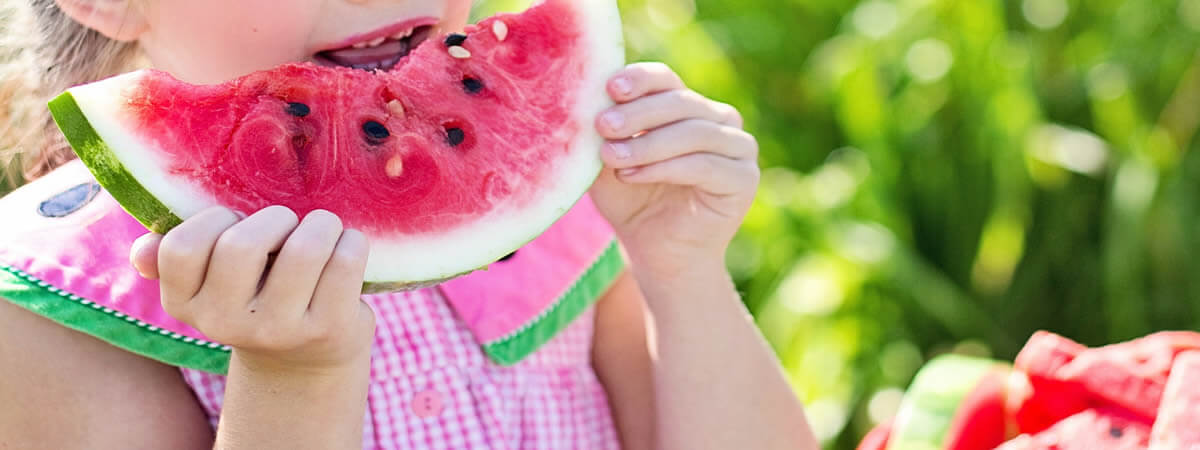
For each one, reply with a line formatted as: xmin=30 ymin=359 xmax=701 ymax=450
xmin=393 ymin=28 xmax=414 ymax=40
xmin=352 ymin=33 xmax=407 ymax=50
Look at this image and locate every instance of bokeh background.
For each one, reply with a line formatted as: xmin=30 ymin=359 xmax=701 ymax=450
xmin=472 ymin=0 xmax=1200 ymax=447
xmin=1 ymin=0 xmax=1197 ymax=447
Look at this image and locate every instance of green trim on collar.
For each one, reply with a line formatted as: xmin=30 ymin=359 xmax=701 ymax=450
xmin=0 ymin=264 xmax=231 ymax=374
xmin=482 ymin=240 xmax=625 ymax=365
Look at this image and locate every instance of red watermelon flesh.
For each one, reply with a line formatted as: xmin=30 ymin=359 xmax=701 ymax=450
xmin=995 ymin=408 xmax=1152 ymax=450
xmin=1059 ymin=351 xmax=1164 ymax=421
xmin=1010 ymin=332 xmax=1092 ymax=434
xmin=1149 ymin=351 xmax=1200 ymax=450
xmin=48 ymin=0 xmax=625 ymax=287
xmin=1094 ymin=332 xmax=1200 ymax=382
xmin=856 ymin=420 xmax=892 ymax=450
xmin=944 ymin=368 xmax=1012 ymax=450
xmin=1014 ymin=331 xmax=1088 ymax=376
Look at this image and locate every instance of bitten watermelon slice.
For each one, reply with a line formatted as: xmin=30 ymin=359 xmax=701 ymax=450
xmin=47 ymin=0 xmax=624 ymax=289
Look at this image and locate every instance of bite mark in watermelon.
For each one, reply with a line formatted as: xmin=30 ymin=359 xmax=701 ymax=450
xmin=1149 ymin=351 xmax=1200 ymax=450
xmin=48 ymin=0 xmax=625 ymax=289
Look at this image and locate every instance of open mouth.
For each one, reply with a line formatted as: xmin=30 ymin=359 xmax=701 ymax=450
xmin=314 ymin=25 xmax=435 ymax=72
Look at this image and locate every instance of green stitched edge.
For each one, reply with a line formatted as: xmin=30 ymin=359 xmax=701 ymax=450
xmin=482 ymin=240 xmax=624 ymax=365
xmin=48 ymin=91 xmax=183 ymax=234
xmin=0 ymin=264 xmax=231 ymax=374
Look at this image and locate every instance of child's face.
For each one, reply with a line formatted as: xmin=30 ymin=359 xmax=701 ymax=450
xmin=136 ymin=0 xmax=473 ymax=84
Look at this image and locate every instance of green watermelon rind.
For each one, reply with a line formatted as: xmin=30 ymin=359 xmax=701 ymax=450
xmin=48 ymin=91 xmax=183 ymax=234
xmin=887 ymin=355 xmax=1004 ymax=450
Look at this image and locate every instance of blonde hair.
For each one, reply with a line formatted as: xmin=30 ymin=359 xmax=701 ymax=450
xmin=1 ymin=0 xmax=141 ymax=187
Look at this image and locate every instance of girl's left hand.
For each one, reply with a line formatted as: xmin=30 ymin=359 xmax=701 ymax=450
xmin=589 ymin=62 xmax=759 ymax=279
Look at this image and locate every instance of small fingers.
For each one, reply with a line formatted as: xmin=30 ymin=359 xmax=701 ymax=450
xmin=307 ymin=229 xmax=370 ymax=330
xmin=608 ymin=62 xmax=687 ymax=103
xmin=616 ymin=152 xmax=761 ymax=197
xmin=601 ymin=119 xmax=758 ymax=169
xmin=256 ymin=210 xmax=345 ymax=317
xmin=198 ymin=205 xmax=300 ymax=306
xmin=157 ymin=207 xmax=241 ymax=316
xmin=130 ymin=233 xmax=163 ymax=280
xmin=596 ymin=89 xmax=743 ymax=139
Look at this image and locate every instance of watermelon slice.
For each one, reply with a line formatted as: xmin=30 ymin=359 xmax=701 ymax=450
xmin=886 ymin=355 xmax=1006 ymax=450
xmin=995 ymin=408 xmax=1152 ymax=450
xmin=1149 ymin=351 xmax=1200 ymax=450
xmin=47 ymin=0 xmax=625 ymax=289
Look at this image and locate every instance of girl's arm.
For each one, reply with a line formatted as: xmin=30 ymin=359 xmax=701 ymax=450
xmin=0 ymin=298 xmax=214 ymax=449
xmin=588 ymin=62 xmax=818 ymax=449
xmin=594 ymin=268 xmax=816 ymax=450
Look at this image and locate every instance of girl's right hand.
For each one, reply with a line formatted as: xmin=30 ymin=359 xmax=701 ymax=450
xmin=129 ymin=206 xmax=376 ymax=374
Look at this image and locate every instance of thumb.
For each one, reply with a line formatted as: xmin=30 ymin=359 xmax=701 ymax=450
xmin=129 ymin=233 xmax=163 ymax=280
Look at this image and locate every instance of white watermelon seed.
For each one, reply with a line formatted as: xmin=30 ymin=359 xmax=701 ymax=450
xmin=386 ymin=155 xmax=404 ymax=178
xmin=448 ymin=46 xmax=471 ymax=59
xmin=387 ymin=99 xmax=405 ymax=118
xmin=493 ymin=20 xmax=508 ymax=41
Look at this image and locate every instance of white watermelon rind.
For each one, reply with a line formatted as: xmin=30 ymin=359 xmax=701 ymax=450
xmin=47 ymin=0 xmax=626 ymax=288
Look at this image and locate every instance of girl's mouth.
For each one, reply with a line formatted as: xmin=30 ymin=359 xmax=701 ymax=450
xmin=314 ymin=24 xmax=435 ymax=72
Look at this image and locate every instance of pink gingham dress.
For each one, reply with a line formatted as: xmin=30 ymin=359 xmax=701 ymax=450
xmin=0 ymin=161 xmax=624 ymax=449
xmin=182 ymin=289 xmax=619 ymax=449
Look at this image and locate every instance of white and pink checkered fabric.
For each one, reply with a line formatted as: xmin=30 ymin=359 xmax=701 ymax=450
xmin=180 ymin=287 xmax=621 ymax=449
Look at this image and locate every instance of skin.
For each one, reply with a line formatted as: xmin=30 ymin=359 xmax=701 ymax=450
xmin=0 ymin=0 xmax=818 ymax=449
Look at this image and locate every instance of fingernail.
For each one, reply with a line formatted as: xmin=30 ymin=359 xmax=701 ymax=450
xmin=608 ymin=142 xmax=632 ymax=160
xmin=618 ymin=167 xmax=640 ymax=177
xmin=601 ymin=111 xmax=624 ymax=131
xmin=612 ymin=76 xmax=633 ymax=96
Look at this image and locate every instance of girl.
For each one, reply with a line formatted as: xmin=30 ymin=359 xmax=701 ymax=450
xmin=0 ymin=0 xmax=816 ymax=448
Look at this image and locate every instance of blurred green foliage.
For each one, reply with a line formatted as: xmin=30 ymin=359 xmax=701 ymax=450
xmin=1 ymin=0 xmax=1194 ymax=448
xmin=480 ymin=0 xmax=1200 ymax=447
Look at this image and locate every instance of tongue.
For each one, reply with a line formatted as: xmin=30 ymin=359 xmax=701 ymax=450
xmin=322 ymin=40 xmax=409 ymax=66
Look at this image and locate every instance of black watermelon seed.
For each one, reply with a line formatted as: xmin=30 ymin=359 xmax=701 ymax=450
xmin=444 ymin=33 xmax=468 ymax=47
xmin=462 ymin=77 xmax=484 ymax=94
xmin=446 ymin=127 xmax=466 ymax=146
xmin=1109 ymin=427 xmax=1124 ymax=438
xmin=363 ymin=121 xmax=390 ymax=141
xmin=286 ymin=102 xmax=310 ymax=117
xmin=499 ymin=251 xmax=517 ymax=262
